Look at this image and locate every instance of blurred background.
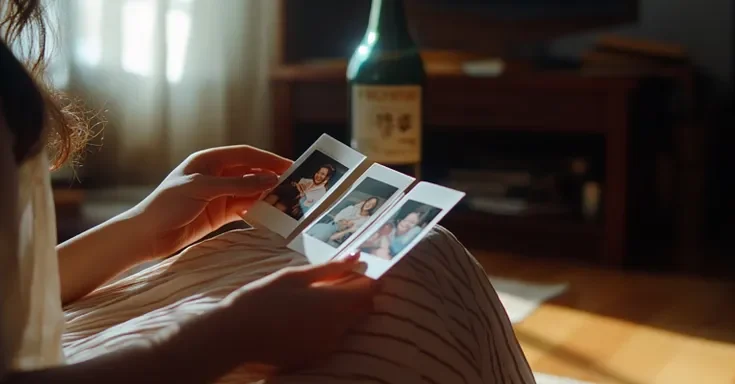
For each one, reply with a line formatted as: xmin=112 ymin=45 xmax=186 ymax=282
xmin=45 ymin=1 xmax=733 ymax=382
xmin=44 ymin=0 xmax=278 ymax=183
xmin=43 ymin=0 xmax=278 ymax=237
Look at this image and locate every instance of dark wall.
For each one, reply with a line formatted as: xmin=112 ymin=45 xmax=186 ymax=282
xmin=282 ymin=0 xmax=638 ymax=63
xmin=551 ymin=0 xmax=733 ymax=89
xmin=550 ymin=0 xmax=733 ymax=276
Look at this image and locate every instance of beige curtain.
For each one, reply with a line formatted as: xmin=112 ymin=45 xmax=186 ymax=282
xmin=49 ymin=0 xmax=279 ymax=184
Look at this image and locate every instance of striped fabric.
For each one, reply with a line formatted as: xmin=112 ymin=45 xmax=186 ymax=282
xmin=63 ymin=226 xmax=535 ymax=384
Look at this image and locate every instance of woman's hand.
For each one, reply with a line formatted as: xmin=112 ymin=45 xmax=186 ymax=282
xmin=34 ymin=255 xmax=378 ymax=383
xmin=289 ymin=204 xmax=303 ymax=218
xmin=329 ymin=231 xmax=346 ymax=242
xmin=335 ymin=219 xmax=349 ymax=230
xmin=373 ymin=237 xmax=393 ymax=260
xmin=130 ymin=146 xmax=292 ymax=260
xmin=58 ymin=146 xmax=291 ymax=304
xmin=226 ymin=254 xmax=379 ymax=371
xmin=293 ymin=181 xmax=306 ymax=196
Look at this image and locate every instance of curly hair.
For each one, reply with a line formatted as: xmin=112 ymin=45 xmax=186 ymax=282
xmin=1 ymin=0 xmax=91 ymax=169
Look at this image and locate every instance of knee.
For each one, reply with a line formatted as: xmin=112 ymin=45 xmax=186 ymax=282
xmin=410 ymin=224 xmax=468 ymax=256
xmin=395 ymin=225 xmax=483 ymax=278
xmin=424 ymin=225 xmax=462 ymax=246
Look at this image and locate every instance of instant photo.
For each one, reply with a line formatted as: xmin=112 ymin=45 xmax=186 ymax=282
xmin=245 ymin=134 xmax=366 ymax=238
xmin=336 ymin=182 xmax=466 ymax=279
xmin=289 ymin=164 xmax=414 ymax=264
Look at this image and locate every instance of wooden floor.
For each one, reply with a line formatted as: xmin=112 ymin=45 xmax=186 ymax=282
xmin=472 ymin=250 xmax=735 ymax=384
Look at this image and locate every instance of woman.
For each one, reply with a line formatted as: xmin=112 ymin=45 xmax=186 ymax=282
xmin=309 ymin=197 xmax=379 ymax=246
xmin=363 ymin=211 xmax=423 ymax=260
xmin=356 ymin=222 xmax=395 ymax=256
xmin=1 ymin=2 xmax=535 ymax=383
xmin=1 ymin=3 xmax=375 ymax=382
xmin=385 ymin=211 xmax=424 ymax=257
xmin=295 ymin=164 xmax=335 ymax=216
xmin=264 ymin=164 xmax=335 ymax=219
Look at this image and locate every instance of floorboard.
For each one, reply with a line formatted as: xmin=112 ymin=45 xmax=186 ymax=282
xmin=471 ymin=249 xmax=735 ymax=384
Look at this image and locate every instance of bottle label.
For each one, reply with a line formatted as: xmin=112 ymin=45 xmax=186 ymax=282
xmin=351 ymin=85 xmax=422 ymax=164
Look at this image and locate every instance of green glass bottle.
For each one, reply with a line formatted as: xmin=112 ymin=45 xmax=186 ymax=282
xmin=347 ymin=0 xmax=426 ymax=177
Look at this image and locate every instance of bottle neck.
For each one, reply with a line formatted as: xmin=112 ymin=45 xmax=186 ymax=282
xmin=366 ymin=0 xmax=415 ymax=51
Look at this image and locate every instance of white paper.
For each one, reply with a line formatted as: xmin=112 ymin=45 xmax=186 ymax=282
xmin=490 ymin=277 xmax=569 ymax=324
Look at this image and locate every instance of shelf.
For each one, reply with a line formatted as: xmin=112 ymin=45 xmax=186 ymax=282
xmin=272 ymin=62 xmax=667 ymax=267
xmin=442 ymin=208 xmax=602 ymax=237
xmin=283 ymin=76 xmax=622 ymax=133
xmin=272 ymin=63 xmax=641 ymax=89
xmin=439 ymin=208 xmax=604 ymax=259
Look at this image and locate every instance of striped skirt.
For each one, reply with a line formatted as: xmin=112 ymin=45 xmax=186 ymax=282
xmin=62 ymin=226 xmax=535 ymax=383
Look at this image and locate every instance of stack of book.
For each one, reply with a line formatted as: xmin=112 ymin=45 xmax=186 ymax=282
xmin=581 ymin=35 xmax=690 ymax=76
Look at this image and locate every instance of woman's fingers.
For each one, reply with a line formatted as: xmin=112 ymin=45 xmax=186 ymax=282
xmin=290 ymin=255 xmax=361 ymax=283
xmin=224 ymin=196 xmax=260 ymax=220
xmin=319 ymin=278 xmax=381 ymax=317
xmin=190 ymin=171 xmax=279 ymax=200
xmin=189 ymin=146 xmax=293 ymax=175
xmin=220 ymin=166 xmax=265 ymax=177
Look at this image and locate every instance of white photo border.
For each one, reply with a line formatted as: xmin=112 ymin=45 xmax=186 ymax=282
xmin=288 ymin=163 xmax=415 ymax=264
xmin=244 ymin=134 xmax=366 ymax=238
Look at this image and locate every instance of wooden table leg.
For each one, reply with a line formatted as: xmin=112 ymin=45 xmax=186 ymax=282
xmin=603 ymin=92 xmax=630 ymax=267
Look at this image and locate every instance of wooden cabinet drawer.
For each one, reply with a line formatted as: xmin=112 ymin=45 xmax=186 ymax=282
xmin=426 ymin=86 xmax=608 ymax=133
xmin=287 ymin=78 xmax=613 ymax=134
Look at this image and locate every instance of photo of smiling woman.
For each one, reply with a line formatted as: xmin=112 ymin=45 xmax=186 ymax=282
xmin=307 ymin=177 xmax=398 ymax=247
xmin=263 ymin=150 xmax=347 ymax=220
xmin=357 ymin=200 xmax=442 ymax=260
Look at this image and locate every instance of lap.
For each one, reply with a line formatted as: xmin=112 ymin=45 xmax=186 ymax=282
xmin=63 ymin=226 xmax=534 ymax=384
xmin=267 ymin=227 xmax=534 ymax=384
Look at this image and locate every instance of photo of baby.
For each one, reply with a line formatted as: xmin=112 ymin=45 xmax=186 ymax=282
xmin=306 ymin=177 xmax=399 ymax=248
xmin=263 ymin=150 xmax=348 ymax=220
xmin=357 ymin=200 xmax=442 ymax=260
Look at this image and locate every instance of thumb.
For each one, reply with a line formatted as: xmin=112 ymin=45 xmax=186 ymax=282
xmin=192 ymin=171 xmax=279 ymax=200
xmin=292 ymin=253 xmax=362 ymax=284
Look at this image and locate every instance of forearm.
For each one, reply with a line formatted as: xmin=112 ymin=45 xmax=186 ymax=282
xmin=330 ymin=229 xmax=351 ymax=241
xmin=2 ymin=301 xmax=247 ymax=384
xmin=57 ymin=211 xmax=153 ymax=305
xmin=378 ymin=238 xmax=391 ymax=253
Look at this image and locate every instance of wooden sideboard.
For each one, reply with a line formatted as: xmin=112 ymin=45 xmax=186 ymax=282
xmin=270 ymin=63 xmax=678 ymax=269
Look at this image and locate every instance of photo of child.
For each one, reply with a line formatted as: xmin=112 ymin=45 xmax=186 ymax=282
xmin=306 ymin=177 xmax=398 ymax=248
xmin=357 ymin=200 xmax=442 ymax=260
xmin=263 ymin=150 xmax=348 ymax=220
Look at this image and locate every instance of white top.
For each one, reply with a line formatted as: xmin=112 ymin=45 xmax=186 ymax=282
xmin=297 ymin=178 xmax=327 ymax=208
xmin=333 ymin=203 xmax=371 ymax=230
xmin=0 ymin=150 xmax=66 ymax=373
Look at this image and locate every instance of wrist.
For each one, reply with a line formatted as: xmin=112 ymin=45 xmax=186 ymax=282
xmin=151 ymin=301 xmax=251 ymax=382
xmin=217 ymin=292 xmax=271 ymax=366
xmin=114 ymin=208 xmax=158 ymax=262
xmin=57 ymin=206 xmax=158 ymax=305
